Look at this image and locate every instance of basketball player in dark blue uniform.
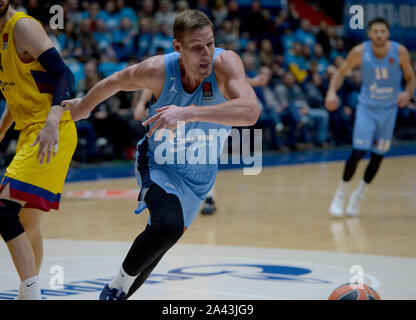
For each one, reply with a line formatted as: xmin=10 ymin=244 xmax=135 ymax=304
xmin=326 ymin=18 xmax=415 ymax=217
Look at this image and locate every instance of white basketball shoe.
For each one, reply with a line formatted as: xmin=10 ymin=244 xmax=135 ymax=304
xmin=329 ymin=190 xmax=345 ymax=218
xmin=346 ymin=189 xmax=364 ymax=216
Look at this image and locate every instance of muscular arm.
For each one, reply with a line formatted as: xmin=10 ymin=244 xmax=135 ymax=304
xmin=132 ymin=88 xmax=153 ymax=120
xmin=398 ymin=44 xmax=415 ymax=107
xmin=14 ymin=18 xmax=75 ymax=163
xmin=325 ymin=44 xmax=363 ymax=111
xmin=0 ymin=103 xmax=13 ymax=142
xmin=143 ymin=51 xmax=260 ymax=137
xmin=66 ymin=55 xmax=164 ymax=120
xmin=186 ymin=51 xmax=260 ymax=126
xmin=14 ymin=19 xmax=67 ymax=125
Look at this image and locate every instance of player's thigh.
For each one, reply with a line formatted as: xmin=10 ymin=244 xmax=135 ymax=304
xmin=372 ymin=107 xmax=398 ymax=155
xmin=19 ymin=208 xmax=42 ymax=233
xmin=352 ymin=105 xmax=376 ymax=151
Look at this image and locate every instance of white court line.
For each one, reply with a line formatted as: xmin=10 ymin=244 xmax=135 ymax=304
xmin=235 ymin=184 xmax=415 ymax=198
xmin=138 ymin=284 xmax=273 ymax=300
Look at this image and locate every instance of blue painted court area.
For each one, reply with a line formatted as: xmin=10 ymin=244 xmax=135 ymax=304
xmin=64 ymin=144 xmax=416 ymax=183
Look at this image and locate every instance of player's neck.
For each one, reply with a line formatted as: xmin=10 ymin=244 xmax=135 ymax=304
xmin=178 ymin=58 xmax=205 ymax=93
xmin=371 ymin=40 xmax=391 ymax=59
xmin=0 ymin=8 xmax=15 ymax=33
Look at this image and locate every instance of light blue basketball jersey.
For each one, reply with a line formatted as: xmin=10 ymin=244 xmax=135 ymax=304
xmin=135 ymin=48 xmax=231 ymax=228
xmin=358 ymin=40 xmax=402 ymax=108
xmin=353 ymin=41 xmax=403 ymax=154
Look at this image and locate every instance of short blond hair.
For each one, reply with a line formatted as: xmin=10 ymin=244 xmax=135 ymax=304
xmin=173 ymin=10 xmax=214 ymax=43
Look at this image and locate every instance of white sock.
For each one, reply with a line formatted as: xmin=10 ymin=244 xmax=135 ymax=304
xmin=108 ymin=266 xmax=136 ymax=294
xmin=338 ymin=179 xmax=347 ymax=193
xmin=354 ymin=180 xmax=367 ymax=195
xmin=21 ymin=275 xmax=41 ymax=300
xmin=15 ymin=283 xmax=23 ymax=300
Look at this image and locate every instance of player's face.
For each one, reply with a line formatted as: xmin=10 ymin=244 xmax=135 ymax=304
xmin=175 ymin=26 xmax=215 ymax=79
xmin=0 ymin=0 xmax=10 ymax=18
xmin=368 ymin=23 xmax=390 ymax=48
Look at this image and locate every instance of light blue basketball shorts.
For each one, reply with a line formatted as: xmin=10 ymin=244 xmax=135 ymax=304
xmin=352 ymin=104 xmax=398 ymax=155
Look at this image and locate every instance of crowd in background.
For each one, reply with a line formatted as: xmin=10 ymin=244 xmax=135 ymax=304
xmin=1 ymin=0 xmax=416 ymax=166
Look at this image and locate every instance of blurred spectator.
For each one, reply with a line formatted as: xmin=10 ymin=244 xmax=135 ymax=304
xmin=75 ymin=59 xmax=101 ymax=162
xmin=274 ymin=9 xmax=290 ymax=35
xmin=330 ymin=37 xmax=347 ymax=61
xmin=112 ymin=17 xmax=137 ymax=61
xmin=58 ymin=20 xmax=82 ymax=60
xmin=255 ymin=66 xmax=299 ymax=150
xmin=259 ymin=39 xmax=275 ymax=67
xmin=78 ymin=18 xmax=101 ymax=62
xmin=285 ymin=42 xmax=308 ymax=83
xmin=96 ymin=0 xmax=120 ymax=32
xmin=275 ymin=72 xmax=329 ymax=148
xmin=304 ymin=72 xmax=325 ymax=109
xmin=81 ymin=1 xmax=100 ymax=23
xmin=216 ymin=20 xmax=240 ymax=51
xmin=150 ymin=22 xmax=174 ymax=55
xmin=11 ymin=0 xmax=27 ymax=13
xmin=243 ymin=0 xmax=268 ymax=40
xmin=196 ymin=0 xmax=214 ymax=22
xmin=226 ymin=0 xmax=240 ymax=21
xmin=64 ymin=0 xmax=82 ymax=27
xmin=242 ymin=40 xmax=260 ymax=70
xmin=281 ymin=28 xmax=296 ymax=53
xmin=316 ymin=20 xmax=332 ymax=55
xmin=295 ymin=19 xmax=316 ymax=51
xmin=115 ymin=0 xmax=138 ymax=28
xmin=312 ymin=43 xmax=329 ymax=75
xmin=154 ymin=0 xmax=176 ymax=35
xmin=26 ymin=0 xmax=42 ymax=20
xmin=134 ymin=17 xmax=154 ymax=60
xmin=287 ymin=1 xmax=301 ymax=30
xmin=212 ymin=0 xmax=228 ymax=29
xmin=139 ymin=0 xmax=155 ymax=21
xmin=94 ymin=19 xmax=112 ymax=53
xmin=175 ymin=1 xmax=190 ymax=15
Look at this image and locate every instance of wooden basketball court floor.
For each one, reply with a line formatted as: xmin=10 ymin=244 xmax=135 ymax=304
xmin=1 ymin=154 xmax=416 ymax=299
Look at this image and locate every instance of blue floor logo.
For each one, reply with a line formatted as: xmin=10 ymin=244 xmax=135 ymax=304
xmin=0 ymin=264 xmax=331 ymax=300
xmin=167 ymin=264 xmax=332 ymax=283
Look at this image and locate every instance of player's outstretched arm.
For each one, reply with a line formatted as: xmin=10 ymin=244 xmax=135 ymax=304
xmin=397 ymin=45 xmax=416 ymax=108
xmin=325 ymin=44 xmax=363 ymax=111
xmin=143 ymin=50 xmax=259 ymax=137
xmin=190 ymin=50 xmax=260 ymax=126
xmin=63 ymin=56 xmax=164 ymax=121
xmin=132 ymin=88 xmax=153 ymax=121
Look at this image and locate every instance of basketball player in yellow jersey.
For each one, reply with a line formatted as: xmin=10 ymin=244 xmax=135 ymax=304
xmin=0 ymin=1 xmax=77 ymax=299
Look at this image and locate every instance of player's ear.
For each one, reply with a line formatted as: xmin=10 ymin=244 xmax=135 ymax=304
xmin=173 ymin=39 xmax=182 ymax=54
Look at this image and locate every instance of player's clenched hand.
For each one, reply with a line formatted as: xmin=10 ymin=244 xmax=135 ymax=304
xmin=142 ymin=105 xmax=190 ymax=139
xmin=397 ymin=91 xmax=411 ymax=108
xmin=61 ymin=98 xmax=91 ymax=121
xmin=31 ymin=121 xmax=59 ymax=165
xmin=325 ymin=92 xmax=339 ymax=111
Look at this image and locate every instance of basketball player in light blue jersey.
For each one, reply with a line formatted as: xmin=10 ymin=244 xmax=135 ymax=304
xmin=325 ymin=17 xmax=415 ymax=218
xmin=63 ymin=10 xmax=259 ymax=299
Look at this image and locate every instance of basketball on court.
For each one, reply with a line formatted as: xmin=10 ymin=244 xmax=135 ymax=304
xmin=328 ymin=283 xmax=381 ymax=300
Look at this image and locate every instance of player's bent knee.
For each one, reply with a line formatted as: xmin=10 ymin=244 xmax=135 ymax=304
xmin=350 ymin=149 xmax=366 ymax=162
xmin=151 ymin=218 xmax=184 ymax=244
xmin=0 ymin=199 xmax=24 ymax=242
xmin=364 ymin=152 xmax=384 ymax=184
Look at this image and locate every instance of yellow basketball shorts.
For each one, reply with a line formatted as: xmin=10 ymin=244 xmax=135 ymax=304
xmin=0 ymin=120 xmax=77 ymax=211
